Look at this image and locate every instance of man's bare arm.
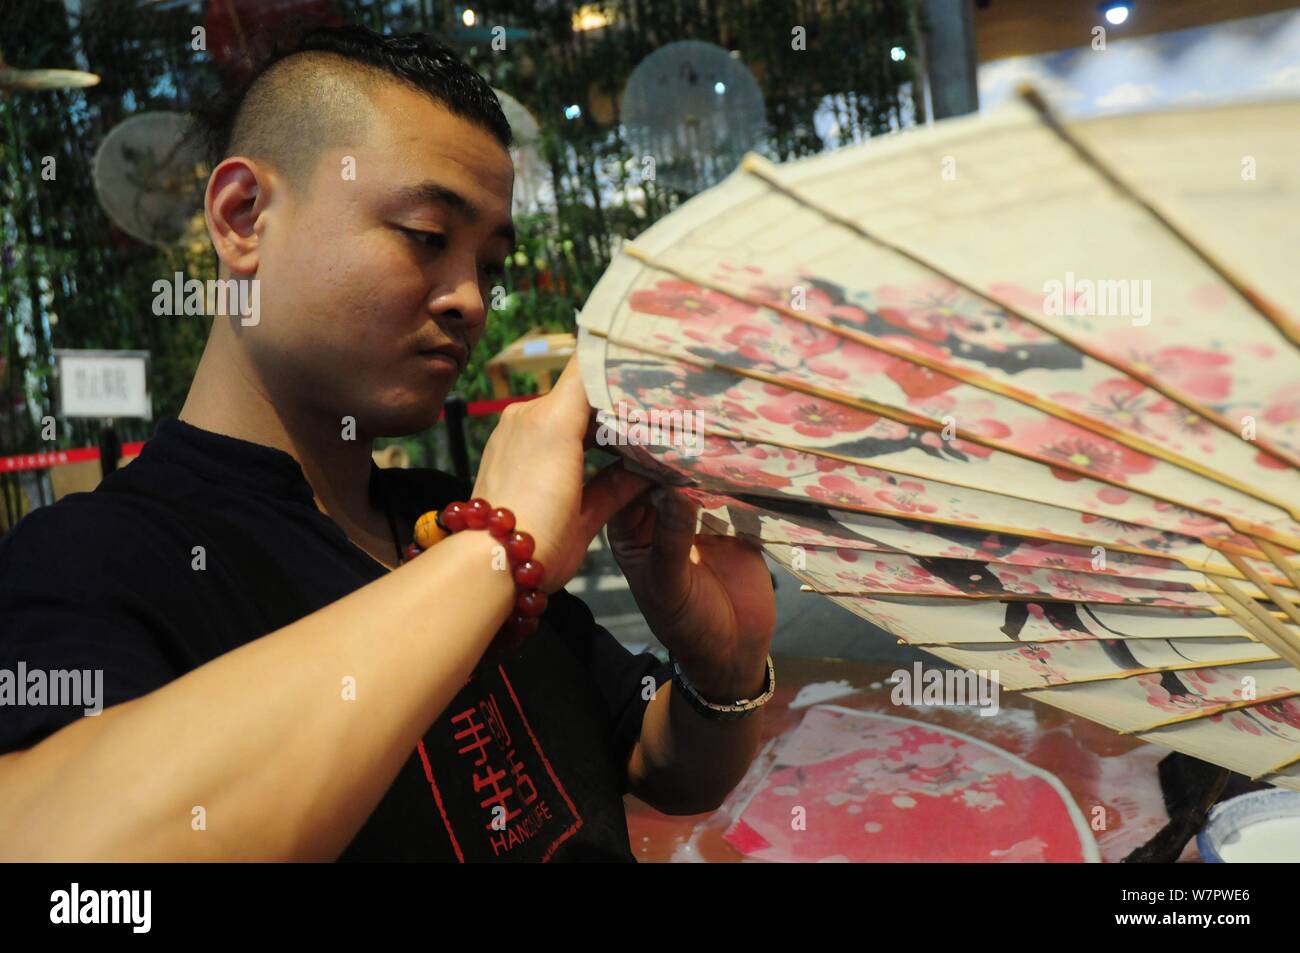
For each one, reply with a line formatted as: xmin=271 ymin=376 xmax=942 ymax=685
xmin=0 ymin=529 xmax=513 ymax=861
xmin=625 ymin=659 xmax=767 ymax=816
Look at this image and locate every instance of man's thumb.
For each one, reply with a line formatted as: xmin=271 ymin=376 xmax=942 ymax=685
xmin=649 ymin=487 xmax=698 ymax=568
xmin=578 ymin=460 xmax=652 ymax=542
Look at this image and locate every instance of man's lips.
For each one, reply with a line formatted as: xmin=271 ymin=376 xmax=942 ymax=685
xmin=418 ymin=342 xmax=467 ymax=371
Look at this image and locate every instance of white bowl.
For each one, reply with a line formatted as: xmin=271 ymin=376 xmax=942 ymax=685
xmin=1197 ymin=789 xmax=1300 ymax=863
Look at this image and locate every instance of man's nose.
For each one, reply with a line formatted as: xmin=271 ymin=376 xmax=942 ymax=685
xmin=428 ymin=266 xmax=487 ymax=327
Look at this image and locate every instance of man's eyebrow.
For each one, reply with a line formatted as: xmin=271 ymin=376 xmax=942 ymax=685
xmin=395 ymin=181 xmax=516 ymax=246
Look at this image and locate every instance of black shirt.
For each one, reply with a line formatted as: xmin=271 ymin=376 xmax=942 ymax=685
xmin=0 ymin=417 xmax=671 ymax=861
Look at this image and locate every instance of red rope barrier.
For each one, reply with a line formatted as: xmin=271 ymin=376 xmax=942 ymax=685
xmin=0 ymin=443 xmax=145 ymax=474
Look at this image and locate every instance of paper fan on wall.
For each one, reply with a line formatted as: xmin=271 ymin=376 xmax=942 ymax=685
xmin=493 ymin=88 xmax=552 ymax=215
xmin=578 ymin=89 xmax=1300 ymax=790
xmin=619 ymin=40 xmax=766 ymax=194
xmin=93 ymin=111 xmax=208 ymax=248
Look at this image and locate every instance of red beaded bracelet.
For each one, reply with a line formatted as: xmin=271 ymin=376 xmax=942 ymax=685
xmin=406 ymin=499 xmax=548 ymax=653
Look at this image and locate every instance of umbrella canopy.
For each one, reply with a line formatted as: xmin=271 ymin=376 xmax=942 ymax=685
xmin=577 ymin=89 xmax=1300 ymax=791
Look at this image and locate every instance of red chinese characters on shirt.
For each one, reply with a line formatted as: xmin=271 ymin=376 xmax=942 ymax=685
xmin=417 ymin=667 xmax=583 ymax=861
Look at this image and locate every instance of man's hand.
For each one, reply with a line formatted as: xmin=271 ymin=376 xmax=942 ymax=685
xmin=472 ymin=358 xmax=649 ymax=593
xmin=607 ymin=487 xmax=775 ymax=700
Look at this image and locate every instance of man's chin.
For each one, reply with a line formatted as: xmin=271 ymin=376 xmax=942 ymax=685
xmin=364 ymin=393 xmax=452 ymax=438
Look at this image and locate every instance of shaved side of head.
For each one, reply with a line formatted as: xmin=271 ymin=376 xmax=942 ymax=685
xmin=226 ymin=52 xmax=378 ymax=191
xmin=194 ymin=26 xmax=512 ymax=194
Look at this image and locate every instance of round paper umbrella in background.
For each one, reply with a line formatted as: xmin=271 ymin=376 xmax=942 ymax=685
xmin=493 ymin=88 xmax=552 ymax=215
xmin=93 ymin=112 xmax=208 ymax=248
xmin=619 ymin=40 xmax=766 ymax=195
xmin=578 ymin=89 xmax=1300 ymax=793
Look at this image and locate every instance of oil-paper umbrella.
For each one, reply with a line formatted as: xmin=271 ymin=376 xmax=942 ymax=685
xmin=577 ymin=89 xmax=1300 ymax=791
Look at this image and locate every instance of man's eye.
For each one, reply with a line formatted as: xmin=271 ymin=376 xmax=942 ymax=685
xmin=480 ymin=261 xmax=507 ymax=280
xmin=402 ymin=229 xmax=447 ymax=251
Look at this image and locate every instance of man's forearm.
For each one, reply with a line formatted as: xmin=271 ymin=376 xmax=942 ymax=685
xmin=627 ymin=655 xmax=768 ymax=815
xmin=0 ymin=530 xmax=513 ymax=861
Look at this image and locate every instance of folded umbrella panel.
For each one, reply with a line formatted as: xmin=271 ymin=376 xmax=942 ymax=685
xmin=696 ymin=490 xmax=1218 ymax=584
xmin=822 ymin=595 xmax=1262 ymax=645
xmin=766 ymin=542 xmax=1226 ymax=609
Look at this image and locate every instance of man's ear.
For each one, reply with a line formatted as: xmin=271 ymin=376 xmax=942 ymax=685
xmin=205 ymin=157 xmax=273 ymax=276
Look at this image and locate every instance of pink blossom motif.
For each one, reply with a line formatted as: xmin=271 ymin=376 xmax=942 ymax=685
xmin=732 ymin=275 xmax=872 ymax=328
xmin=717 ymin=397 xmax=761 ymax=425
xmin=1042 ymin=572 xmax=1128 ymax=602
xmin=690 ymin=445 xmax=794 ymax=490
xmin=1189 ymin=282 xmax=1229 ymax=312
xmin=794 ymin=284 xmax=873 ymax=327
xmin=838 ymin=560 xmax=945 ymax=593
xmin=918 ymin=431 xmax=991 ymax=460
xmin=1016 ymin=646 xmax=1067 ymax=685
xmin=1107 ymin=339 xmax=1234 ymax=402
xmin=755 ymin=385 xmax=880 ymax=439
xmin=628 ymin=278 xmax=758 ymax=326
xmin=871 ymin=481 xmax=939 ymax=515
xmin=1260 ymin=382 xmax=1300 ymax=427
xmin=1138 ymin=673 xmax=1207 ymax=714
xmin=721 ymin=320 xmax=840 ymax=371
xmin=1147 ymin=400 xmax=1217 ymax=451
xmin=880 ymin=280 xmax=1051 ymax=349
xmin=1096 ymin=486 xmax=1130 ymax=505
xmin=1015 ymin=417 xmax=1157 ymax=482
xmin=1053 ymin=377 xmax=1161 ymax=437
xmin=919 ymin=412 xmax=1011 ymax=460
xmin=807 ymin=474 xmax=868 ymax=508
xmin=1219 ymin=700 xmax=1300 ymax=737
xmin=882 ymin=357 xmax=962 ymax=401
xmin=1151 ymin=501 xmax=1222 ymax=531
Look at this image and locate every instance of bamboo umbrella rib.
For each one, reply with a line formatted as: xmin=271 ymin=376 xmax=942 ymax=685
xmin=999 ymin=656 xmax=1276 ymax=689
xmin=1211 ymin=591 xmax=1296 ymax=641
xmin=1225 ymin=550 xmax=1300 ymax=628
xmin=812 ymin=586 xmax=1240 ymax=610
xmin=1211 ymin=575 xmax=1300 ymax=669
xmin=904 ymin=632 xmax=1262 ymax=646
xmin=1201 ymin=578 xmax=1300 ymax=600
xmin=1258 ymin=538 xmax=1300 ymax=591
xmin=1016 ymin=84 xmax=1300 ymax=349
